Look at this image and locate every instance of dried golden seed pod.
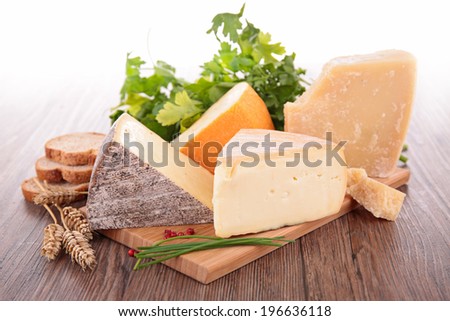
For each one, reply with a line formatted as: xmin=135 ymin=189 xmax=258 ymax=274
xmin=63 ymin=230 xmax=96 ymax=271
xmin=41 ymin=223 xmax=64 ymax=260
xmin=33 ymin=190 xmax=80 ymax=206
xmin=62 ymin=207 xmax=93 ymax=240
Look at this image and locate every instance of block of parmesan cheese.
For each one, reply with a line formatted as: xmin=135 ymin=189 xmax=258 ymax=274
xmin=176 ymin=82 xmax=274 ymax=174
xmin=213 ymin=129 xmax=347 ymax=238
xmin=86 ymin=113 xmax=213 ymax=230
xmin=347 ymin=168 xmax=405 ymax=221
xmin=285 ymin=50 xmax=416 ymax=177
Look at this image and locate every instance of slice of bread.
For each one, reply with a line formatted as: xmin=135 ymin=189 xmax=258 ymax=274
xmin=45 ymin=132 xmax=105 ymax=166
xmin=21 ymin=177 xmax=89 ymax=202
xmin=35 ymin=156 xmax=93 ymax=184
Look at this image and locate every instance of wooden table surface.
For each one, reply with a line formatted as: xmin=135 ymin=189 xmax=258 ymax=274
xmin=1 ymin=68 xmax=449 ymax=301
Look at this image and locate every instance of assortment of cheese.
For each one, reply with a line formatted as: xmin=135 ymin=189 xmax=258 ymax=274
xmin=86 ymin=50 xmax=416 ymax=237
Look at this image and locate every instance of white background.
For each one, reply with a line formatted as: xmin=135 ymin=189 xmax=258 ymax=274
xmin=1 ymin=0 xmax=449 ymax=111
xmin=1 ymin=301 xmax=449 ymax=320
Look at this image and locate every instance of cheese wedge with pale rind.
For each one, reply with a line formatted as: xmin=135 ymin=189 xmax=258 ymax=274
xmin=176 ymin=82 xmax=274 ymax=173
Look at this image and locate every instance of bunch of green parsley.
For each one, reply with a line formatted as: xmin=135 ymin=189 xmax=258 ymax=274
xmin=110 ymin=4 xmax=308 ymax=141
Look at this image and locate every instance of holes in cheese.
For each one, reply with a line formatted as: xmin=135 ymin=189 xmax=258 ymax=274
xmin=347 ymin=168 xmax=405 ymax=221
xmin=86 ymin=114 xmax=214 ymax=230
xmin=213 ymin=129 xmax=348 ymax=238
xmin=285 ymin=50 xmax=416 ymax=178
xmin=176 ymin=82 xmax=274 ymax=174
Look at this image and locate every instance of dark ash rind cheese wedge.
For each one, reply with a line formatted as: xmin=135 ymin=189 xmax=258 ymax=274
xmin=86 ymin=114 xmax=213 ymax=230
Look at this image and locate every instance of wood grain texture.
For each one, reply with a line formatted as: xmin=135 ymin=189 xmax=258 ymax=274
xmin=1 ymin=74 xmax=449 ymax=300
xmin=99 ymin=168 xmax=409 ymax=284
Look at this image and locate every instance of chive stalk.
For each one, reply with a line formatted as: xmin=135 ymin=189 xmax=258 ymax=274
xmin=133 ymin=235 xmax=293 ymax=270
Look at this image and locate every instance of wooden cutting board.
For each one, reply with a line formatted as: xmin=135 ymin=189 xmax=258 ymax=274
xmin=99 ymin=167 xmax=410 ymax=284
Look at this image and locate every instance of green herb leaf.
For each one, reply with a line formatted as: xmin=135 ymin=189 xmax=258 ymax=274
xmin=140 ymin=114 xmax=177 ymax=141
xmin=156 ymin=91 xmax=203 ymax=126
xmin=111 ymin=4 xmax=308 ymax=138
xmin=109 ymin=109 xmax=125 ymax=123
xmin=399 ymin=154 xmax=408 ymax=164
xmin=207 ymin=4 xmax=245 ymax=42
xmin=180 ymin=113 xmax=202 ymax=133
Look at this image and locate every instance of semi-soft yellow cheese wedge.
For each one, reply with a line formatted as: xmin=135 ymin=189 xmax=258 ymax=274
xmin=285 ymin=50 xmax=416 ymax=177
xmin=213 ymin=129 xmax=347 ymax=238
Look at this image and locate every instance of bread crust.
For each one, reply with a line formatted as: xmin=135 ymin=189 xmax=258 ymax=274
xmin=45 ymin=132 xmax=105 ymax=166
xmin=21 ymin=177 xmax=89 ymax=202
xmin=35 ymin=157 xmax=93 ymax=184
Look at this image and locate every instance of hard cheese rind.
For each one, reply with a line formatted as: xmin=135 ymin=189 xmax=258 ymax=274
xmin=285 ymin=50 xmax=416 ymax=177
xmin=347 ymin=168 xmax=368 ymax=186
xmin=347 ymin=168 xmax=405 ymax=221
xmin=86 ymin=114 xmax=213 ymax=230
xmin=213 ymin=129 xmax=347 ymax=238
xmin=176 ymin=82 xmax=274 ymax=173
